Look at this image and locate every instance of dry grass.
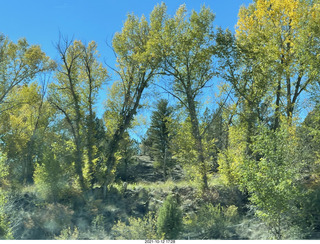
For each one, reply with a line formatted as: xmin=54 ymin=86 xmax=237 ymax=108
xmin=125 ymin=173 xmax=223 ymax=191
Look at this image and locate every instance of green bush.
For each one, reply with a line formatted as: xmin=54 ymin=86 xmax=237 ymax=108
xmin=0 ymin=153 xmax=12 ymax=240
xmin=112 ymin=212 xmax=158 ymax=240
xmin=240 ymin=123 xmax=305 ymax=239
xmin=157 ymin=194 xmax=182 ymax=239
xmin=292 ymin=188 xmax=320 ymax=238
xmin=33 ymin=151 xmax=66 ymax=202
xmin=55 ymin=227 xmax=79 ymax=240
xmin=0 ymin=194 xmax=13 ymax=240
xmin=184 ymin=203 xmax=239 ymax=239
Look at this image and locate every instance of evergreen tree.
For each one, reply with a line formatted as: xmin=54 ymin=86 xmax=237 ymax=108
xmin=146 ymin=99 xmax=175 ymax=180
xmin=115 ymin=132 xmax=139 ymax=182
xmin=157 ymin=194 xmax=182 ymax=239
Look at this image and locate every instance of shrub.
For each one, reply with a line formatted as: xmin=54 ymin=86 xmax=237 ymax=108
xmin=292 ymin=188 xmax=320 ymax=238
xmin=33 ymin=151 xmax=66 ymax=202
xmin=0 ymin=153 xmax=12 ymax=240
xmin=184 ymin=203 xmax=239 ymax=239
xmin=92 ymin=214 xmax=105 ymax=232
xmin=55 ymin=227 xmax=79 ymax=240
xmin=157 ymin=194 xmax=183 ymax=239
xmin=0 ymin=193 xmax=13 ymax=240
xmin=112 ymin=212 xmax=158 ymax=240
xmin=240 ymin=123 xmax=305 ymax=239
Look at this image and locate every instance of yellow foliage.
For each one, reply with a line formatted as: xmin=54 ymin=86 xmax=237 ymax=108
xmin=236 ymin=0 xmax=315 ymax=63
xmin=218 ymin=125 xmax=247 ymax=186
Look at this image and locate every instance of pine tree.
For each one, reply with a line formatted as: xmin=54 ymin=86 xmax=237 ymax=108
xmin=146 ymin=99 xmax=175 ymax=180
xmin=157 ymin=194 xmax=182 ymax=239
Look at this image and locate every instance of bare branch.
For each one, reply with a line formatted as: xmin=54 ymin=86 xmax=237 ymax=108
xmin=201 ymin=88 xmax=232 ymax=137
xmin=154 ymin=83 xmax=189 ymax=109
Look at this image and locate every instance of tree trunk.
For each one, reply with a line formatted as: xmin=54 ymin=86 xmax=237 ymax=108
xmin=75 ymin=135 xmax=86 ymax=190
xmin=23 ymin=136 xmax=36 ymax=185
xmin=245 ymin=101 xmax=256 ymax=156
xmin=186 ymin=93 xmax=208 ymax=191
xmin=274 ymin=78 xmax=281 ymax=131
xmin=163 ymin=148 xmax=167 ymax=181
xmin=87 ymin=96 xmax=94 ymax=188
xmin=102 ymin=76 xmax=148 ymax=197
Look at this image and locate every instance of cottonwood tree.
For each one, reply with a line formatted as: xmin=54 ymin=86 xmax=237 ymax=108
xmin=49 ymin=38 xmax=108 ymax=190
xmin=216 ymin=0 xmax=320 ymax=164
xmin=0 ymin=34 xmax=55 ymax=110
xmin=0 ymin=34 xmax=55 ymax=185
xmin=217 ymin=1 xmax=320 ymax=236
xmin=0 ymin=82 xmax=54 ymax=184
xmin=102 ymin=4 xmax=166 ymax=190
xmin=235 ymin=0 xmax=320 ymax=130
xmin=156 ymin=5 xmax=216 ymax=190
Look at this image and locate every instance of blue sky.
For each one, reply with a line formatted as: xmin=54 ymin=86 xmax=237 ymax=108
xmin=0 ymin=0 xmax=252 ymax=131
xmin=0 ymin=0 xmax=252 ymax=59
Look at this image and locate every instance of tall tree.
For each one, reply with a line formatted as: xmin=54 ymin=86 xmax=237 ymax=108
xmin=49 ymin=38 xmax=108 ymax=190
xmin=0 ymin=83 xmax=54 ymax=184
xmin=79 ymin=41 xmax=109 ymax=187
xmin=216 ymin=1 xmax=320 ymax=236
xmin=102 ymin=3 xmax=166 ymax=189
xmin=0 ymin=34 xmax=55 ymax=185
xmin=235 ymin=0 xmax=320 ymax=130
xmin=157 ymin=5 xmax=216 ymax=190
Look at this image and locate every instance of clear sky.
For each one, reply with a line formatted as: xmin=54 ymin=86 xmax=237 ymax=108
xmin=0 ymin=0 xmax=252 ymax=127
xmin=0 ymin=0 xmax=252 ymax=59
